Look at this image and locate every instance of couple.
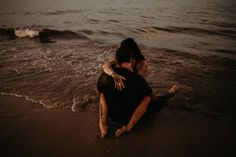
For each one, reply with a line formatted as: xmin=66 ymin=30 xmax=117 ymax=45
xmin=97 ymin=38 xmax=178 ymax=138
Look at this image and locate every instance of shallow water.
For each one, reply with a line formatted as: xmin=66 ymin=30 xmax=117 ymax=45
xmin=0 ymin=0 xmax=236 ymax=120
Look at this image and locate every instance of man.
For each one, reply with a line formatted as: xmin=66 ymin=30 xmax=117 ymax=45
xmin=97 ymin=46 xmax=153 ymax=138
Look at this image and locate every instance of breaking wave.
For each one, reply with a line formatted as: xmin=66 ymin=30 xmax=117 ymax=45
xmin=0 ymin=27 xmax=89 ymax=43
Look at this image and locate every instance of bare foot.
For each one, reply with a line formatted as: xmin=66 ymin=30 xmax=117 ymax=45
xmin=99 ymin=123 xmax=108 ymax=138
xmin=168 ymin=85 xmax=179 ymax=94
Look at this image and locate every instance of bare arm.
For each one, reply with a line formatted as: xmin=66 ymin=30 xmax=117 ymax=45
xmin=102 ymin=59 xmax=116 ymax=76
xmin=115 ymin=96 xmax=151 ymax=137
xmin=136 ymin=59 xmax=148 ymax=77
xmin=102 ymin=59 xmax=126 ymax=90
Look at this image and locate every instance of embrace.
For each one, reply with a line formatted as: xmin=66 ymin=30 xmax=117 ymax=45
xmin=97 ymin=38 xmax=178 ymax=138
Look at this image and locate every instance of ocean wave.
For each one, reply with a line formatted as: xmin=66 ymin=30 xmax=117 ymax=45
xmin=210 ymin=49 xmax=236 ymax=55
xmin=38 ymin=29 xmax=89 ymax=43
xmin=42 ymin=9 xmax=82 ymax=15
xmin=15 ymin=29 xmax=39 ymax=38
xmin=0 ymin=12 xmax=16 ymax=15
xmin=211 ymin=21 xmax=236 ymax=29
xmin=1 ymin=10 xmax=82 ymax=16
xmin=132 ymin=26 xmax=236 ymax=38
xmin=0 ymin=27 xmax=89 ymax=43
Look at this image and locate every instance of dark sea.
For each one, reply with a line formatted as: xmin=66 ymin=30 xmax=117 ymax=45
xmin=0 ymin=0 xmax=236 ymax=121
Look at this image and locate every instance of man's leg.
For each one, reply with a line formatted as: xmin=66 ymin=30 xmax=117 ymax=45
xmin=99 ymin=93 xmax=109 ymax=138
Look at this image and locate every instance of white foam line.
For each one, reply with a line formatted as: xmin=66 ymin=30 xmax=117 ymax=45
xmin=38 ymin=100 xmax=50 ymax=108
xmin=0 ymin=92 xmax=47 ymax=107
xmin=71 ymin=97 xmax=78 ymax=112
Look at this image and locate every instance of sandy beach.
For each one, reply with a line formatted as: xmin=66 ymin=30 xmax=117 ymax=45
xmin=1 ymin=95 xmax=235 ymax=157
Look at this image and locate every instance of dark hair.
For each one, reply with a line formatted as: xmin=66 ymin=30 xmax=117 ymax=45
xmin=115 ymin=46 xmax=132 ymax=65
xmin=120 ymin=38 xmax=144 ymax=61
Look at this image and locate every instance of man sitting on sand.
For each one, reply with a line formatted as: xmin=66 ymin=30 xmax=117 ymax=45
xmin=97 ymin=46 xmax=177 ymax=138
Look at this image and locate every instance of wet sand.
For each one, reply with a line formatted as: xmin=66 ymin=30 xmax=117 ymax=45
xmin=1 ymin=95 xmax=236 ymax=157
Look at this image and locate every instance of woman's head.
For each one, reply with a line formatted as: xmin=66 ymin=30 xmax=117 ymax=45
xmin=120 ymin=38 xmax=144 ymax=61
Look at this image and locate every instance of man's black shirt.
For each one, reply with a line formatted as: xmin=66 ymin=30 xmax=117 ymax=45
xmin=97 ymin=67 xmax=152 ymax=124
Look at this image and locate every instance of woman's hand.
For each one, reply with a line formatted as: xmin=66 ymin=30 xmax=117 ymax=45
xmin=111 ymin=72 xmax=126 ymax=91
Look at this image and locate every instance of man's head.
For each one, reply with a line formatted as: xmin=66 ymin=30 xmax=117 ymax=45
xmin=115 ymin=46 xmax=132 ymax=71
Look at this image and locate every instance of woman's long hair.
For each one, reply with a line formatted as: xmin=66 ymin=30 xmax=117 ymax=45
xmin=120 ymin=38 xmax=144 ymax=61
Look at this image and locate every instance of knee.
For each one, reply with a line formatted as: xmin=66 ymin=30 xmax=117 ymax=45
xmin=143 ymin=96 xmax=151 ymax=106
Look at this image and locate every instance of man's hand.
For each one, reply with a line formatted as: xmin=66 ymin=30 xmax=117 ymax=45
xmin=115 ymin=126 xmax=130 ymax=138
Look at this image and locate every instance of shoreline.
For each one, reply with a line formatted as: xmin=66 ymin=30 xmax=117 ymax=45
xmin=1 ymin=95 xmax=236 ymax=157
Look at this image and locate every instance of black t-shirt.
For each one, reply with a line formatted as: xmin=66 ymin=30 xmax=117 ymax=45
xmin=97 ymin=67 xmax=152 ymax=124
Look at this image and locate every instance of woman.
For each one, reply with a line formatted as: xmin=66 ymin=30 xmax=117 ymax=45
xmin=102 ymin=38 xmax=148 ymax=90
